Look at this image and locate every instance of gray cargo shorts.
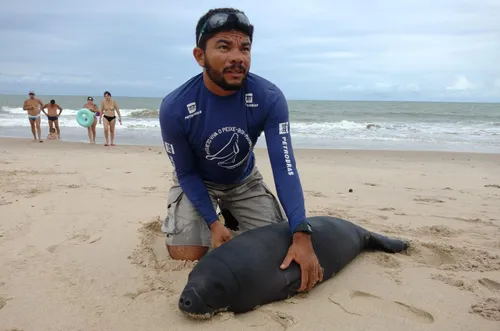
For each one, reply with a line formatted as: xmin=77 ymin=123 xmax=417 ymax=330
xmin=161 ymin=166 xmax=287 ymax=247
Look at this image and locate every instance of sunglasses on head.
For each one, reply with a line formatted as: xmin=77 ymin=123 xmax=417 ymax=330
xmin=197 ymin=12 xmax=251 ymax=46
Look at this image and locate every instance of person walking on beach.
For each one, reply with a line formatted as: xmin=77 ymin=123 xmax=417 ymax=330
xmin=22 ymin=90 xmax=44 ymax=142
xmin=159 ymin=8 xmax=323 ymax=293
xmin=41 ymin=99 xmax=63 ymax=138
xmin=83 ymin=96 xmax=99 ymax=144
xmin=99 ymin=91 xmax=122 ymax=146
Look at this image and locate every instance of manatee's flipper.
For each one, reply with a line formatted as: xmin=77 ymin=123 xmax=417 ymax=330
xmin=279 ymin=278 xmax=301 ymax=299
xmin=365 ymin=232 xmax=409 ymax=253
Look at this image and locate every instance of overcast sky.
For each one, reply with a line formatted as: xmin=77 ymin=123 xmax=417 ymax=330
xmin=1 ymin=0 xmax=499 ymax=101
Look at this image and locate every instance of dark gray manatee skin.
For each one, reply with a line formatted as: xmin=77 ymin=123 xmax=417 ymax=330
xmin=177 ymin=215 xmax=409 ymax=319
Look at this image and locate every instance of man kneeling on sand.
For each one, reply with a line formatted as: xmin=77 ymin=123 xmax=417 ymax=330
xmin=42 ymin=99 xmax=63 ymax=138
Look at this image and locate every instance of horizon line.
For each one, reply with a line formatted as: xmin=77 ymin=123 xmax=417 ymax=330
xmin=0 ymin=93 xmax=499 ymax=104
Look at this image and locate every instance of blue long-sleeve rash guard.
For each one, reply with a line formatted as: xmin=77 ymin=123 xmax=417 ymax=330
xmin=159 ymin=72 xmax=307 ymax=234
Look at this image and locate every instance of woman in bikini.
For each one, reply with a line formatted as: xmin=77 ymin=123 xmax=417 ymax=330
xmin=99 ymin=91 xmax=122 ymax=146
xmin=83 ymin=96 xmax=99 ymax=144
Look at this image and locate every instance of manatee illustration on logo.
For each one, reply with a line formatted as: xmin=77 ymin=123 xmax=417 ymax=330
xmin=205 ymin=128 xmax=252 ymax=170
xmin=206 ymin=133 xmax=240 ymax=167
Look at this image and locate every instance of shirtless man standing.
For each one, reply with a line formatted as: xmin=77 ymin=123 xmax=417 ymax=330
xmin=41 ymin=99 xmax=63 ymax=138
xmin=23 ymin=90 xmax=44 ymax=142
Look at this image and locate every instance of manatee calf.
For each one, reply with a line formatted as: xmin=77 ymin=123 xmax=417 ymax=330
xmin=178 ymin=215 xmax=409 ymax=319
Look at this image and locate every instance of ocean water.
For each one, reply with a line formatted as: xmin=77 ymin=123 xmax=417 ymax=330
xmin=0 ymin=94 xmax=499 ymax=153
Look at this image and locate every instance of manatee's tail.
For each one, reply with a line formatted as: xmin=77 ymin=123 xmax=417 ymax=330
xmin=363 ymin=230 xmax=409 ymax=253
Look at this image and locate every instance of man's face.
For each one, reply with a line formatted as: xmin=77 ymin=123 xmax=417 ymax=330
xmin=199 ymin=30 xmax=252 ymax=91
xmin=29 ymin=93 xmax=34 ymax=99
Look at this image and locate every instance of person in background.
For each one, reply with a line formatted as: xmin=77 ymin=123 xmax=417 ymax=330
xmin=41 ymin=99 xmax=63 ymax=138
xmin=83 ymin=96 xmax=99 ymax=144
xmin=22 ymin=90 xmax=44 ymax=142
xmin=46 ymin=127 xmax=59 ymax=140
xmin=99 ymin=91 xmax=122 ymax=146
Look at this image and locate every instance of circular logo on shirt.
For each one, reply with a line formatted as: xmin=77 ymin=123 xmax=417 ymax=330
xmin=204 ymin=126 xmax=252 ymax=169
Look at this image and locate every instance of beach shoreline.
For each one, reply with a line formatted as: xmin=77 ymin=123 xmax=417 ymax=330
xmin=0 ymin=137 xmax=499 ymax=331
xmin=1 ymin=134 xmax=500 ymax=155
xmin=2 ymin=95 xmax=500 ymax=154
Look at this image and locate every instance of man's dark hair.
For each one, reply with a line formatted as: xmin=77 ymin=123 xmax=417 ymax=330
xmin=195 ymin=7 xmax=254 ymax=50
xmin=50 ymin=99 xmax=55 ymax=104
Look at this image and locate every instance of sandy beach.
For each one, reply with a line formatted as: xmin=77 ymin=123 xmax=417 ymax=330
xmin=0 ymin=137 xmax=499 ymax=331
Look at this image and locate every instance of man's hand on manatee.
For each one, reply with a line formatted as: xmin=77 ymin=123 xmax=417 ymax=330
xmin=210 ymin=220 xmax=232 ymax=249
xmin=280 ymin=232 xmax=324 ymax=292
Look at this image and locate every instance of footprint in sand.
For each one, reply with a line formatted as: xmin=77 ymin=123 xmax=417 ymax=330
xmin=470 ymin=297 xmax=500 ymax=321
xmin=305 ymin=190 xmax=326 ymax=198
xmin=25 ymin=187 xmax=50 ymax=198
xmin=431 ymin=273 xmax=474 ymax=292
xmin=46 ymin=233 xmax=92 ymax=253
xmin=235 ymin=309 xmax=297 ymax=330
xmin=124 ymin=284 xmax=174 ymax=300
xmin=478 ymin=278 xmax=500 ymax=291
xmin=0 ymin=296 xmax=12 ymax=310
xmin=269 ymin=311 xmax=296 ymax=329
xmin=406 ymin=242 xmax=456 ymax=268
xmin=408 ymin=242 xmax=500 ymax=272
xmin=329 ymin=290 xmax=434 ymax=324
xmin=0 ymin=199 xmax=12 ymax=206
xmin=373 ymin=253 xmax=402 ymax=269
xmin=415 ymin=225 xmax=459 ymax=237
xmin=430 ymin=215 xmax=493 ymax=226
xmin=413 ymin=197 xmax=445 ymax=204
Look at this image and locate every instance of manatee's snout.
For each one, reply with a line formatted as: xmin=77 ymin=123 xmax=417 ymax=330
xmin=178 ymin=286 xmax=214 ymax=319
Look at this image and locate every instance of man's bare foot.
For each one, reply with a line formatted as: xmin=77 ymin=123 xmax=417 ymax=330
xmin=32 ymin=139 xmax=37 ymax=142
xmin=110 ymin=143 xmax=116 ymax=146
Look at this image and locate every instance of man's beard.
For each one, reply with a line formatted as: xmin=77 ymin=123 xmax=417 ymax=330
xmin=204 ymin=57 xmax=249 ymax=91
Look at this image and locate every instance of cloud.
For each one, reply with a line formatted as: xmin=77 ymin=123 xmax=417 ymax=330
xmin=495 ymin=78 xmax=500 ymax=90
xmin=446 ymin=75 xmax=477 ymax=91
xmin=0 ymin=0 xmax=499 ymax=101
